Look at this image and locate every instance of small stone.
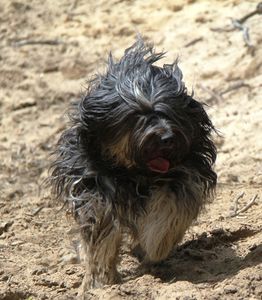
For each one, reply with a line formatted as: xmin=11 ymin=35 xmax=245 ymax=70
xmin=31 ymin=267 xmax=48 ymax=275
xmin=71 ymin=280 xmax=82 ymax=288
xmin=1 ymin=274 xmax=9 ymax=281
xmin=38 ymin=278 xmax=59 ymax=287
xmin=0 ymin=242 xmax=8 ymax=248
xmin=168 ymin=4 xmax=183 ymax=12
xmin=224 ymin=285 xmax=237 ymax=294
xmin=60 ymin=281 xmax=66 ymax=288
xmin=211 ymin=228 xmax=225 ymax=235
xmin=12 ymin=98 xmax=36 ymax=111
xmin=65 ymin=268 xmax=76 ymax=275
xmin=249 ymin=244 xmax=257 ymax=251
xmin=226 ymin=174 xmax=239 ymax=183
xmin=60 ymin=253 xmax=78 ymax=265
xmin=0 ymin=221 xmax=13 ymax=235
xmin=11 ymin=240 xmax=24 ymax=246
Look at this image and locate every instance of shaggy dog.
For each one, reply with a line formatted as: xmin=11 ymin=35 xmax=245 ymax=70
xmin=50 ymin=38 xmax=217 ymax=296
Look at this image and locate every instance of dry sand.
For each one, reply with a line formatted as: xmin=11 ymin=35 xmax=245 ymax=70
xmin=0 ymin=0 xmax=261 ymax=299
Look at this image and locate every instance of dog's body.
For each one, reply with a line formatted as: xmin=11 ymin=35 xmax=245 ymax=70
xmin=50 ymin=38 xmax=216 ymax=295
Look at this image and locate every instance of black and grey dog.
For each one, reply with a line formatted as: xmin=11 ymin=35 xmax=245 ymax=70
xmin=50 ymin=38 xmax=216 ymax=295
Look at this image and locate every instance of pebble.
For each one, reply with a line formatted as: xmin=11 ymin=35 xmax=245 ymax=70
xmin=60 ymin=253 xmax=79 ymax=265
xmin=11 ymin=240 xmax=25 ymax=246
xmin=38 ymin=278 xmax=59 ymax=287
xmin=224 ymin=285 xmax=238 ymax=294
xmin=31 ymin=267 xmax=48 ymax=275
xmin=71 ymin=280 xmax=82 ymax=288
xmin=0 ymin=221 xmax=13 ymax=235
xmin=12 ymin=98 xmax=36 ymax=111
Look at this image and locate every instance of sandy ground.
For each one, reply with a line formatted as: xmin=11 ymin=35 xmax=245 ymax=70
xmin=0 ymin=0 xmax=261 ymax=299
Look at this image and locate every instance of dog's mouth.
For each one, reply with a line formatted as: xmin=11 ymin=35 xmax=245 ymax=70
xmin=147 ymin=156 xmax=170 ymax=173
xmin=145 ymin=149 xmax=171 ymax=173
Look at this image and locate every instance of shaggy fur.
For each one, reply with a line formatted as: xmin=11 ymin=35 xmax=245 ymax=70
xmin=50 ymin=38 xmax=217 ymax=297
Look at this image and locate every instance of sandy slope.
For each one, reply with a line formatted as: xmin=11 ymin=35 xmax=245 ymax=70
xmin=0 ymin=0 xmax=261 ymax=299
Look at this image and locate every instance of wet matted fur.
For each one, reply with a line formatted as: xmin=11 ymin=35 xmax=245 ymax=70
xmin=49 ymin=38 xmax=217 ymax=297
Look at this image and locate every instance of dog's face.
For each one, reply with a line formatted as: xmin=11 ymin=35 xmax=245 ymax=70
xmin=105 ymin=111 xmax=191 ymax=173
xmin=77 ymin=39 xmax=216 ymax=175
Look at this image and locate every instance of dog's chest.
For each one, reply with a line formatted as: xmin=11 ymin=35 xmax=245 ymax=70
xmin=145 ymin=185 xmax=189 ymax=220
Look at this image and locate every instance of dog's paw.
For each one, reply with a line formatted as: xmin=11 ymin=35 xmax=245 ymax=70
xmin=77 ymin=269 xmax=121 ymax=299
xmin=77 ymin=273 xmax=93 ymax=300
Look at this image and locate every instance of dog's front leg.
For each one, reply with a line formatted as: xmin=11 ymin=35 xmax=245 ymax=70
xmin=77 ymin=208 xmax=121 ymax=299
xmin=137 ymin=187 xmax=193 ymax=263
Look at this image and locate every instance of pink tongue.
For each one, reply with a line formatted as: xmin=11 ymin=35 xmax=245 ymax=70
xmin=147 ymin=157 xmax=170 ymax=173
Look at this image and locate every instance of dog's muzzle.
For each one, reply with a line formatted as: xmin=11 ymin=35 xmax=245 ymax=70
xmin=144 ymin=133 xmax=174 ymax=173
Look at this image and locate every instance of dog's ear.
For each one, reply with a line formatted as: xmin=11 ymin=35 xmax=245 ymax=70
xmin=49 ymin=126 xmax=90 ymax=201
xmin=186 ymin=96 xmax=217 ymax=134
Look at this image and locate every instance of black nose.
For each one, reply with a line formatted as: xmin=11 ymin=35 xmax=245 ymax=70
xmin=160 ymin=133 xmax=174 ymax=146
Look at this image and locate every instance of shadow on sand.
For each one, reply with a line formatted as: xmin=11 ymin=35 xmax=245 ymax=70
xmin=140 ymin=226 xmax=261 ymax=284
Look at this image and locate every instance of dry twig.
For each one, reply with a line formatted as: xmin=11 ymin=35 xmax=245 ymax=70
xmin=231 ymin=19 xmax=252 ymax=48
xmin=230 ymin=191 xmax=245 ymax=217
xmin=238 ymin=2 xmax=262 ymax=24
xmin=210 ymin=2 xmax=262 ymax=48
xmin=12 ymin=39 xmax=63 ymax=47
xmin=184 ymin=37 xmax=203 ymax=48
xmin=67 ymin=0 xmax=79 ymax=16
xmin=26 ymin=206 xmax=44 ymax=217
xmin=199 ymin=81 xmax=250 ymax=103
xmin=220 ymin=81 xmax=250 ymax=96
xmin=229 ymin=194 xmax=258 ymax=218
xmin=7 ymin=275 xmax=13 ymax=285
xmin=197 ymin=83 xmax=223 ymax=103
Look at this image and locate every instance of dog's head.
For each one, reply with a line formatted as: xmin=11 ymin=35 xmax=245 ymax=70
xmin=75 ymin=38 xmax=216 ymax=176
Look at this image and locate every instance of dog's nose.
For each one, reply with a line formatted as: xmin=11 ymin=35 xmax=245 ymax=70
xmin=160 ymin=132 xmax=174 ymax=146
